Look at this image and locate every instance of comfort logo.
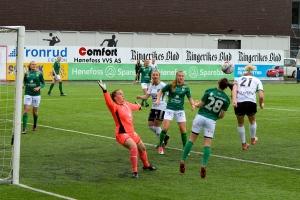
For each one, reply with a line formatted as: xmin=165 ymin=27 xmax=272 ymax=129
xmin=78 ymin=47 xmax=117 ymax=56
xmin=8 ymin=47 xmax=68 ymax=57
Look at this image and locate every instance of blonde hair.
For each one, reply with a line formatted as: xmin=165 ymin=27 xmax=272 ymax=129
xmin=151 ymin=70 xmax=160 ymax=85
xmin=243 ymin=65 xmax=256 ymax=76
xmin=28 ymin=61 xmax=36 ymax=71
xmin=170 ymin=71 xmax=184 ymax=92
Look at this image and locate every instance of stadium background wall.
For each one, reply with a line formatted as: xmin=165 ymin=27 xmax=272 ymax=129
xmin=0 ymin=0 xmax=291 ymax=81
xmin=0 ymin=0 xmax=291 ymax=35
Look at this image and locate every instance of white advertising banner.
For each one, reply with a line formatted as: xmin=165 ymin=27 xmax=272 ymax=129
xmin=0 ymin=46 xmax=7 ymax=80
xmin=6 ymin=45 xmax=284 ymax=65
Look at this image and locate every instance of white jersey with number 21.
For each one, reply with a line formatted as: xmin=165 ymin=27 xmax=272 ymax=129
xmin=234 ymin=76 xmax=263 ymax=103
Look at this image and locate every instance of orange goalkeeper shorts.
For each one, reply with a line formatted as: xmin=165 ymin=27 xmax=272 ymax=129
xmin=116 ymin=132 xmax=141 ymax=146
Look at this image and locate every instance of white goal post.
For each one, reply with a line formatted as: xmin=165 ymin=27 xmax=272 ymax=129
xmin=0 ymin=26 xmax=25 ymax=184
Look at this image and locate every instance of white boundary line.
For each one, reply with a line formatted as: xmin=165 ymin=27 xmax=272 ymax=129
xmin=38 ymin=124 xmax=300 ymax=171
xmin=18 ymin=184 xmax=76 ymax=200
xmin=8 ymin=110 xmax=300 ymax=199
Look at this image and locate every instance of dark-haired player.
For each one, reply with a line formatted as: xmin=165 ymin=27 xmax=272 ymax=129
xmin=180 ymin=78 xmax=233 ymax=178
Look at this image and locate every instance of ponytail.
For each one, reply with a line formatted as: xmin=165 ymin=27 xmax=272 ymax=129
xmin=219 ymin=78 xmax=233 ymax=91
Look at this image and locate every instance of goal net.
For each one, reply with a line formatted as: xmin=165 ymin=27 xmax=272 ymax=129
xmin=0 ymin=26 xmax=25 ymax=184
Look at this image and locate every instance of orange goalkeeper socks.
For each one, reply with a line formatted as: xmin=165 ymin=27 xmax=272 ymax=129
xmin=130 ymin=147 xmax=138 ymax=172
xmin=139 ymin=150 xmax=150 ymax=167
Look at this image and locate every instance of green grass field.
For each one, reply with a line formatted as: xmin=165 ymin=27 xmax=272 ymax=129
xmin=1 ymin=81 xmax=300 ymax=200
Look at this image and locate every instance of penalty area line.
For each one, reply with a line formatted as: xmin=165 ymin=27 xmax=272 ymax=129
xmin=18 ymin=184 xmax=76 ymax=200
xmin=38 ymin=124 xmax=300 ymax=172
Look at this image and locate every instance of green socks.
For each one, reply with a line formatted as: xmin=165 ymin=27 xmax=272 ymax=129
xmin=59 ymin=82 xmax=63 ymax=93
xmin=49 ymin=82 xmax=63 ymax=93
xmin=202 ymin=146 xmax=211 ymax=166
xmin=33 ymin=114 xmax=38 ymax=128
xmin=48 ymin=83 xmax=54 ymax=93
xmin=181 ymin=141 xmax=193 ymax=161
xmin=181 ymin=133 xmax=187 ymax=148
xmin=22 ymin=114 xmax=28 ymax=130
xmin=181 ymin=144 xmax=211 ymax=167
xmin=159 ymin=130 xmax=167 ymax=146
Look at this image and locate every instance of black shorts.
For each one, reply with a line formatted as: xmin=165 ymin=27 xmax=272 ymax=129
xmin=148 ymin=109 xmax=165 ymax=121
xmin=234 ymin=101 xmax=257 ymax=116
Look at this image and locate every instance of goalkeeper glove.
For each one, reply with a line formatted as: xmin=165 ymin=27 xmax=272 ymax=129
xmin=135 ymin=101 xmax=142 ymax=110
xmin=97 ymin=80 xmax=107 ymax=92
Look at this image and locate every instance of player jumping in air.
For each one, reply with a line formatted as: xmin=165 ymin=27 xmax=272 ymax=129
xmin=179 ymin=78 xmax=233 ymax=178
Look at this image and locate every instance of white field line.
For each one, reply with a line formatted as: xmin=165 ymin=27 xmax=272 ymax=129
xmin=18 ymin=184 xmax=76 ymax=200
xmin=8 ymin=105 xmax=300 ymax=198
xmin=37 ymin=124 xmax=300 ymax=171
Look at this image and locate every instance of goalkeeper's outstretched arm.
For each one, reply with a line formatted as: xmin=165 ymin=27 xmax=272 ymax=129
xmin=97 ymin=80 xmax=107 ymax=93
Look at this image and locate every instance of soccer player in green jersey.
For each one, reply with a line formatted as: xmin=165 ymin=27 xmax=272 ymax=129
xmin=155 ymin=71 xmax=195 ymax=155
xmin=48 ymin=56 xmax=66 ymax=96
xmin=179 ymin=78 xmax=233 ymax=178
xmin=22 ymin=61 xmax=45 ymax=134
xmin=133 ymin=59 xmax=152 ymax=107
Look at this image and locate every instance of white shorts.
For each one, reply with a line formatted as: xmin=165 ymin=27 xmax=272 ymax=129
xmin=141 ymin=83 xmax=150 ymax=89
xmin=24 ymin=95 xmax=41 ymax=108
xmin=191 ymin=114 xmax=216 ymax=138
xmin=54 ymin=75 xmax=61 ymax=80
xmin=164 ymin=109 xmax=186 ymax=122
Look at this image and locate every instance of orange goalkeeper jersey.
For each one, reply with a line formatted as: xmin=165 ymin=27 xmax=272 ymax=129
xmin=104 ymin=92 xmax=140 ymax=135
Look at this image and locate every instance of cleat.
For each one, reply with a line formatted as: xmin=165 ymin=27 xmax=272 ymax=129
xmin=132 ymin=172 xmax=138 ymax=178
xmin=162 ymin=135 xmax=170 ymax=148
xmin=154 ymin=144 xmax=159 ymax=149
xmin=251 ymin=137 xmax=258 ymax=145
xmin=200 ymin=165 xmax=206 ymax=178
xmin=60 ymin=93 xmax=67 ymax=96
xmin=143 ymin=164 xmax=156 ymax=170
xmin=242 ymin=143 xmax=250 ymax=150
xmin=180 ymin=161 xmax=185 ymax=173
xmin=158 ymin=146 xmax=164 ymax=155
xmin=145 ymin=103 xmax=149 ymax=107
xmin=33 ymin=126 xmax=37 ymax=131
xmin=22 ymin=130 xmax=26 ymax=134
xmin=48 ymin=92 xmax=52 ymax=96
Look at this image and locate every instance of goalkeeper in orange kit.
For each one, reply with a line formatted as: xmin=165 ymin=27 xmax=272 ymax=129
xmin=97 ymin=80 xmax=156 ymax=178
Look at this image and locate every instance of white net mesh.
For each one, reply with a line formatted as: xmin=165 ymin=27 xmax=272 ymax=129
xmin=0 ymin=26 xmax=17 ymax=183
xmin=0 ymin=78 xmax=14 ymax=183
xmin=0 ymin=27 xmax=17 ymax=46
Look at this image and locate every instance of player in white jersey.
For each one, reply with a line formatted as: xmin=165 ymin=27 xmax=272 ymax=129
xmin=137 ymin=71 xmax=170 ymax=148
xmin=149 ymin=57 xmax=158 ymax=71
xmin=232 ymin=65 xmax=264 ymax=150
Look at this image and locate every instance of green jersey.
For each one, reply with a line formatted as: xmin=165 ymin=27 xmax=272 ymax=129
xmin=198 ymin=87 xmax=230 ymax=121
xmin=23 ymin=70 xmax=45 ymax=96
xmin=138 ymin=66 xmax=152 ymax=83
xmin=162 ymin=83 xmax=192 ymax=110
xmin=52 ymin=60 xmax=61 ymax=76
